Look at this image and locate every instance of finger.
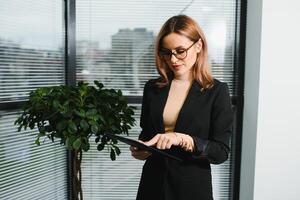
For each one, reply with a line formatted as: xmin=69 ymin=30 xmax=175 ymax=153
xmin=143 ymin=134 xmax=160 ymax=146
xmin=166 ymin=140 xmax=173 ymax=149
xmin=184 ymin=145 xmax=189 ymax=151
xmin=131 ymin=151 xmax=151 ymax=160
xmin=188 ymin=143 xmax=193 ymax=152
xmin=183 ymin=140 xmax=188 ymax=148
xmin=156 ymin=136 xmax=165 ymax=149
xmin=130 ymin=145 xmax=138 ymax=152
xmin=186 ymin=138 xmax=192 ymax=151
xmin=131 ymin=150 xmax=148 ymax=156
xmin=129 ymin=146 xmax=135 ymax=152
xmin=184 ymin=142 xmax=191 ymax=152
xmin=161 ymin=138 xmax=169 ymax=149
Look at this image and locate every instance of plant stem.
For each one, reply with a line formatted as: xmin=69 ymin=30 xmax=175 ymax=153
xmin=73 ymin=150 xmax=83 ymax=200
xmin=79 ymin=150 xmax=83 ymax=200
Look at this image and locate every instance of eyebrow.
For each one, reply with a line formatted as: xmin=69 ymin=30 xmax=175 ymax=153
xmin=161 ymin=45 xmax=186 ymax=51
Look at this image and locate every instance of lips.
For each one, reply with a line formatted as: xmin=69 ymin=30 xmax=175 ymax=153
xmin=172 ymin=64 xmax=182 ymax=69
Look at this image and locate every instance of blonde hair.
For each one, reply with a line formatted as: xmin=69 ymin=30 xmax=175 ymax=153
xmin=154 ymin=15 xmax=214 ymax=91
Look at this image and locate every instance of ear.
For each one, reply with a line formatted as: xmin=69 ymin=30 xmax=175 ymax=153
xmin=196 ymin=39 xmax=202 ymax=53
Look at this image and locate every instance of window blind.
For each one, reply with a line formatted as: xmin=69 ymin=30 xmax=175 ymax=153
xmin=0 ymin=0 xmax=65 ymax=103
xmin=81 ymin=104 xmax=144 ymax=199
xmin=0 ymin=1 xmax=67 ymax=199
xmin=76 ymin=0 xmax=236 ymax=199
xmin=76 ymin=0 xmax=235 ymax=95
xmin=0 ymin=111 xmax=68 ymax=199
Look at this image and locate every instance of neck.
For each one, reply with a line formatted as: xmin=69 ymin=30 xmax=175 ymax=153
xmin=173 ymin=72 xmax=193 ymax=83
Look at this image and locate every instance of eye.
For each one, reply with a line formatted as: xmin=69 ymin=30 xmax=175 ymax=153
xmin=176 ymin=49 xmax=186 ymax=54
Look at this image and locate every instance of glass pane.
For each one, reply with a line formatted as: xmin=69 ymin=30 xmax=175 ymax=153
xmin=76 ymin=0 xmax=235 ymax=96
xmin=0 ymin=110 xmax=68 ymax=199
xmin=0 ymin=1 xmax=67 ymax=199
xmin=81 ymin=104 xmax=144 ymax=199
xmin=0 ymin=0 xmax=65 ymax=103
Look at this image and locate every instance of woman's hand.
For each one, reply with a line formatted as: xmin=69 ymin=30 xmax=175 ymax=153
xmin=143 ymin=133 xmax=182 ymax=150
xmin=130 ymin=140 xmax=152 ymax=160
xmin=143 ymin=132 xmax=195 ymax=152
xmin=176 ymin=133 xmax=195 ymax=152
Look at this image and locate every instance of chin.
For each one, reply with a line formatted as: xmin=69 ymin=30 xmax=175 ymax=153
xmin=173 ymin=69 xmax=188 ymax=76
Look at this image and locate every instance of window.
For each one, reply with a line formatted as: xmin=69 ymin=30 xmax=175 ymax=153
xmin=0 ymin=1 xmax=65 ymax=103
xmin=0 ymin=0 xmax=243 ymax=199
xmin=80 ymin=104 xmax=143 ymax=199
xmin=76 ymin=0 xmax=236 ymax=199
xmin=0 ymin=1 xmax=67 ymax=199
xmin=0 ymin=111 xmax=67 ymax=199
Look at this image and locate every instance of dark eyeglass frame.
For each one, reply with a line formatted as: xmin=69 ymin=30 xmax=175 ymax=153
xmin=159 ymin=41 xmax=197 ymax=60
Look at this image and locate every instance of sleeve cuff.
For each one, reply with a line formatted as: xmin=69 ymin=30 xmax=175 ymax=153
xmin=191 ymin=136 xmax=209 ymax=157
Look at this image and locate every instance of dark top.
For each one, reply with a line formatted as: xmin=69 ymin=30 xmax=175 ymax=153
xmin=136 ymin=78 xmax=234 ymax=200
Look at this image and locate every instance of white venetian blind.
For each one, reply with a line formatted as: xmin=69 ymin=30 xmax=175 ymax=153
xmin=0 ymin=1 xmax=68 ymax=199
xmin=81 ymin=104 xmax=144 ymax=200
xmin=76 ymin=0 xmax=236 ymax=199
xmin=0 ymin=0 xmax=65 ymax=103
xmin=76 ymin=0 xmax=235 ymax=95
xmin=0 ymin=111 xmax=68 ymax=199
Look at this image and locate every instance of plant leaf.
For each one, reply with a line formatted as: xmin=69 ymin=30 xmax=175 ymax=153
xmin=73 ymin=138 xmax=82 ymax=150
xmin=53 ymin=100 xmax=61 ymax=110
xmin=114 ymin=145 xmax=121 ymax=155
xmin=74 ymin=109 xmax=85 ymax=117
xmin=82 ymin=142 xmax=90 ymax=152
xmin=80 ymin=119 xmax=89 ymax=131
xmin=35 ymin=137 xmax=41 ymax=146
xmin=94 ymin=81 xmax=103 ymax=89
xmin=68 ymin=122 xmax=77 ymax=134
xmin=110 ymin=148 xmax=116 ymax=160
xmin=91 ymin=125 xmax=98 ymax=134
xmin=86 ymin=109 xmax=97 ymax=118
xmin=56 ymin=120 xmax=68 ymax=131
xmin=97 ymin=143 xmax=105 ymax=151
xmin=29 ymin=121 xmax=35 ymax=129
xmin=95 ymin=136 xmax=100 ymax=143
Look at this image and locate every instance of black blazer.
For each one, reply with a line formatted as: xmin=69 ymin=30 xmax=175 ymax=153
xmin=136 ymin=78 xmax=234 ymax=200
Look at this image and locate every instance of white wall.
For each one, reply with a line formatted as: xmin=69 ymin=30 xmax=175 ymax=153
xmin=240 ymin=0 xmax=300 ymax=199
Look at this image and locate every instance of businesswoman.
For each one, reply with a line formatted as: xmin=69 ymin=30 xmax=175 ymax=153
xmin=130 ymin=15 xmax=234 ymax=200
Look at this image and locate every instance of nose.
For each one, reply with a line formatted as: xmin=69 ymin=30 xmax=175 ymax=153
xmin=170 ymin=54 xmax=179 ymax=63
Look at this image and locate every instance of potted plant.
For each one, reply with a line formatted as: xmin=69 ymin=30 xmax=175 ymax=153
xmin=14 ymin=81 xmax=136 ymax=200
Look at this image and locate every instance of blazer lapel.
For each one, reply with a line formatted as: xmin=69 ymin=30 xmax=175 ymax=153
xmin=149 ymin=82 xmax=170 ymax=133
xmin=174 ymin=80 xmax=202 ymax=133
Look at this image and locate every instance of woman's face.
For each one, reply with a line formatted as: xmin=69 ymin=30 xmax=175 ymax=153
xmin=161 ymin=33 xmax=201 ymax=78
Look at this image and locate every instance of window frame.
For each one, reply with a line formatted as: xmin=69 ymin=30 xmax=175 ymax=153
xmin=0 ymin=0 xmax=247 ymax=199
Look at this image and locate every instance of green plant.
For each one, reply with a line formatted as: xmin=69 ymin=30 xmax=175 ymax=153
xmin=14 ymin=80 xmax=136 ymax=200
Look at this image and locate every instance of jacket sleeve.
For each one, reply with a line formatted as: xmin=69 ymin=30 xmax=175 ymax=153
xmin=191 ymin=83 xmax=234 ymax=164
xmin=138 ymin=80 xmax=151 ymax=141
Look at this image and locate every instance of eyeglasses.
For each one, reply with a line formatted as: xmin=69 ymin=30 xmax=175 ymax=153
xmin=159 ymin=41 xmax=197 ymax=60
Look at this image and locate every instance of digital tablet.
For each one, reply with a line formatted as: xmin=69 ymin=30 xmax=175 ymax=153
xmin=105 ymin=133 xmax=182 ymax=162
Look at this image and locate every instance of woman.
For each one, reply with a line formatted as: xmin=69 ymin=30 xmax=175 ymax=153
xmin=130 ymin=15 xmax=234 ymax=200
